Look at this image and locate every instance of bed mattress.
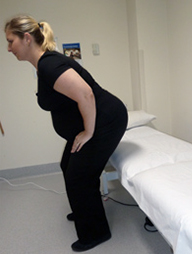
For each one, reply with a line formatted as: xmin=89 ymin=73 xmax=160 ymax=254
xmin=109 ymin=126 xmax=192 ymax=254
xmin=131 ymin=162 xmax=192 ymax=254
xmin=110 ymin=126 xmax=192 ymax=180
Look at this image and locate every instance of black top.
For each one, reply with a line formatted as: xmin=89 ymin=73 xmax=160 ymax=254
xmin=37 ymin=51 xmax=103 ymax=112
xmin=37 ymin=51 xmax=104 ymax=140
xmin=37 ymin=51 xmax=126 ymax=141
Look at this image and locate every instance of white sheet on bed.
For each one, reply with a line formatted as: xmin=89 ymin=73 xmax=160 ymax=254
xmin=131 ymin=161 xmax=192 ymax=254
xmin=109 ymin=126 xmax=192 ymax=254
xmin=109 ymin=126 xmax=192 ymax=180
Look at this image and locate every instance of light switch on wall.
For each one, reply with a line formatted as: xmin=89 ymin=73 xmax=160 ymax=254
xmin=92 ymin=43 xmax=100 ymax=55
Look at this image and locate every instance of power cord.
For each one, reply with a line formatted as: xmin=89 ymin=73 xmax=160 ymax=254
xmin=102 ymin=194 xmax=138 ymax=207
xmin=0 ymin=177 xmax=66 ymax=195
xmin=102 ymin=194 xmax=158 ymax=233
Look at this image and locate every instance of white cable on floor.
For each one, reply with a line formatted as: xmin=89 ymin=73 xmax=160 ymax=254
xmin=0 ymin=177 xmax=66 ymax=195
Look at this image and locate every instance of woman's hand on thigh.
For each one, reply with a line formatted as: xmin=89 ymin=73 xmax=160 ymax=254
xmin=71 ymin=131 xmax=93 ymax=153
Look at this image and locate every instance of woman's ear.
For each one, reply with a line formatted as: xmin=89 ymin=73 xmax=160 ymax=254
xmin=23 ymin=32 xmax=32 ymax=46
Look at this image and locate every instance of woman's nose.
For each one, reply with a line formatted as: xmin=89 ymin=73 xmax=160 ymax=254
xmin=8 ymin=45 xmax=12 ymax=52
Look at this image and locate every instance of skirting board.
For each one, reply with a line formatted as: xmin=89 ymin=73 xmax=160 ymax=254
xmin=0 ymin=162 xmax=61 ymax=180
xmin=0 ymin=162 xmax=118 ymax=195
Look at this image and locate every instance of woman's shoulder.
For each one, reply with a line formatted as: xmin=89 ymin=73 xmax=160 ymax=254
xmin=38 ymin=51 xmax=73 ymax=84
xmin=38 ymin=51 xmax=69 ymax=73
xmin=39 ymin=50 xmax=68 ymax=63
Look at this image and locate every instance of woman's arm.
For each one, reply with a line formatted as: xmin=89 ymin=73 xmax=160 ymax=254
xmin=53 ymin=68 xmax=96 ymax=153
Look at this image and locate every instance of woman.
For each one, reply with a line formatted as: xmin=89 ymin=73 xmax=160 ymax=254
xmin=4 ymin=15 xmax=128 ymax=252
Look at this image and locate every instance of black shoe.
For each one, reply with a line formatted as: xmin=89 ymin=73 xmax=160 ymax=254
xmin=67 ymin=213 xmax=75 ymax=221
xmin=71 ymin=233 xmax=111 ymax=252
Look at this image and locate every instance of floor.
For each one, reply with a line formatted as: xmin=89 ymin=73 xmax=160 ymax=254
xmin=0 ymin=172 xmax=172 ymax=254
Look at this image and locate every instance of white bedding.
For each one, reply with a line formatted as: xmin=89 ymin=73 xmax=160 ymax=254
xmin=109 ymin=126 xmax=192 ymax=254
xmin=110 ymin=126 xmax=192 ymax=180
xmin=132 ymin=162 xmax=192 ymax=254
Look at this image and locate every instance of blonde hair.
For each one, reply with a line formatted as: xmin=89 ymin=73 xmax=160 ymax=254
xmin=4 ymin=15 xmax=56 ymax=51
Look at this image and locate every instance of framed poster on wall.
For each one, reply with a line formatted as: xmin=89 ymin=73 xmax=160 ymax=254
xmin=62 ymin=43 xmax=82 ymax=65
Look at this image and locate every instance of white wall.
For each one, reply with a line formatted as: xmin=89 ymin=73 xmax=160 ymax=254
xmin=127 ymin=0 xmax=192 ymax=142
xmin=0 ymin=0 xmax=132 ymax=170
xmin=2 ymin=0 xmax=192 ymax=171
xmin=167 ymin=0 xmax=192 ymax=142
xmin=127 ymin=0 xmax=171 ymax=133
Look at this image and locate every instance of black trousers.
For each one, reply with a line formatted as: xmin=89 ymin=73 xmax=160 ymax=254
xmin=60 ymin=103 xmax=128 ymax=243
